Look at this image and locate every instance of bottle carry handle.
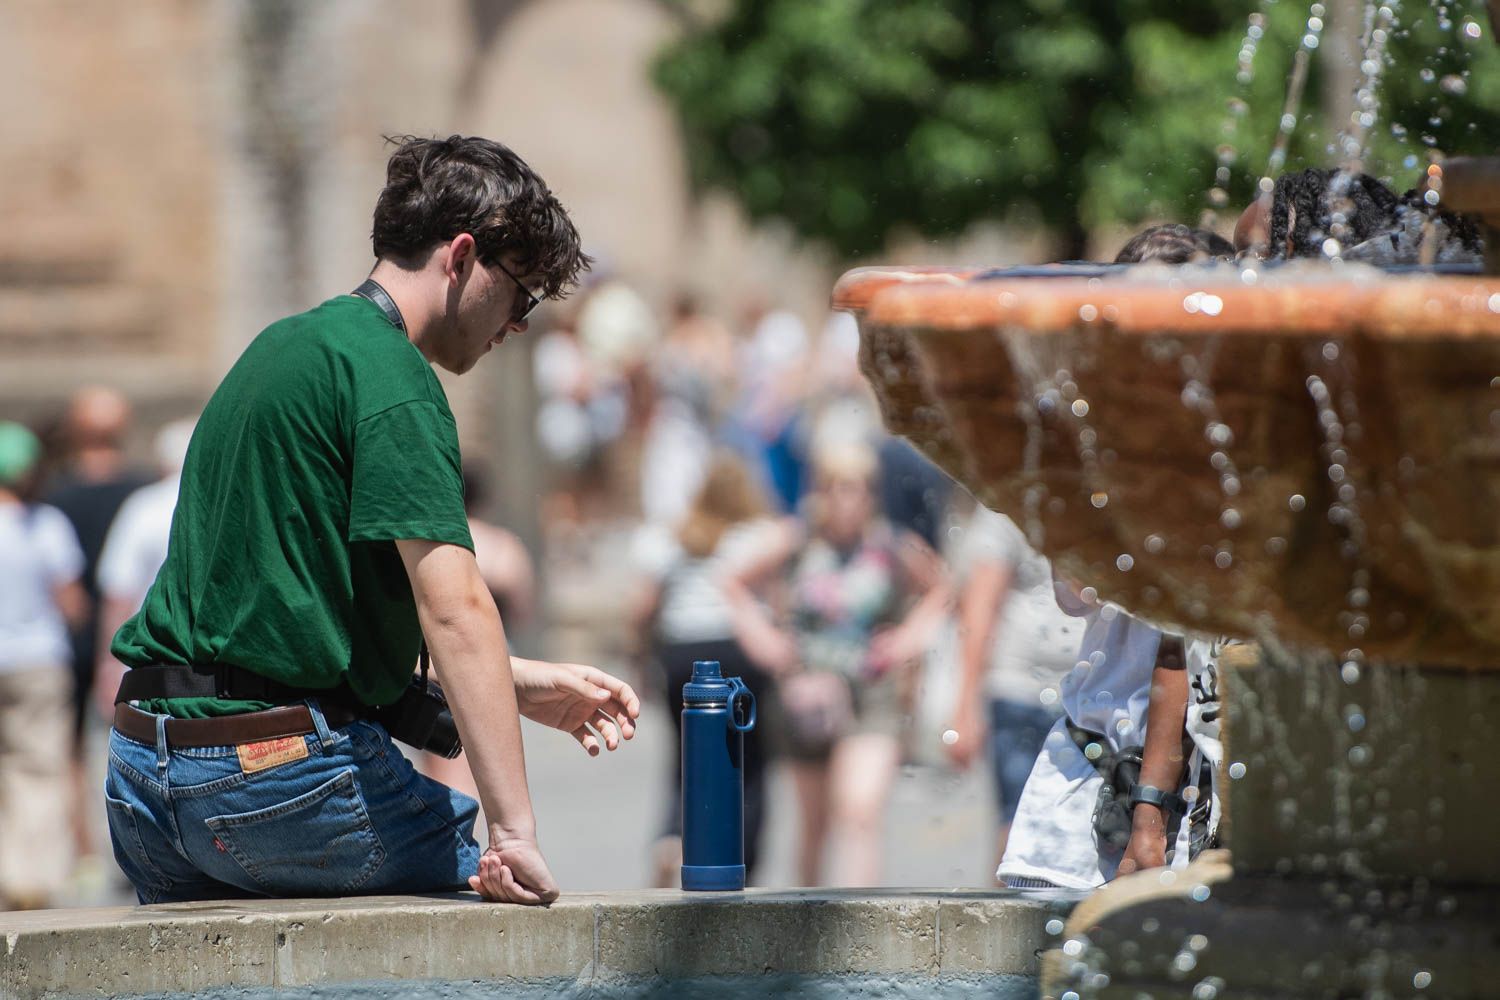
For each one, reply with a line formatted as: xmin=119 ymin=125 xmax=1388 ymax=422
xmin=726 ymin=677 xmax=757 ymax=732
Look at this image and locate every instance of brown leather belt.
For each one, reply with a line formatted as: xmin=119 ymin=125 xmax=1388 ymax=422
xmin=113 ymin=702 xmax=358 ymax=749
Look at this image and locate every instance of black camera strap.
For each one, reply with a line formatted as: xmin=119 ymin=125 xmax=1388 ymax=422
xmin=352 ymin=278 xmax=407 ymax=333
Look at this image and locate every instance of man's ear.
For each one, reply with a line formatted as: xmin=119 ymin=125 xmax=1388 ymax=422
xmin=445 ymin=233 xmax=479 ymax=286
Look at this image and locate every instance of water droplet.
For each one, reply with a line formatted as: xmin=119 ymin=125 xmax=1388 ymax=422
xmin=1289 ymin=494 xmax=1307 ymax=512
xmin=1193 ymin=977 xmax=1226 ymax=1000
xmin=1079 ymin=304 xmax=1099 ymax=322
xmin=1463 ymin=19 xmax=1482 ymax=39
xmin=1045 ymin=918 xmax=1065 ymax=935
xmin=1229 ymin=761 xmax=1247 ymax=779
xmin=1145 ymin=534 xmax=1165 ymax=554
xmin=1071 ymin=399 xmax=1090 ymax=418
xmin=1342 ymin=660 xmax=1361 ymax=684
xmin=1347 ymin=712 xmax=1366 ymax=732
xmin=1116 ymin=553 xmax=1135 ymax=572
xmin=1328 ymin=464 xmax=1346 ymax=482
xmin=1063 ymin=938 xmax=1085 ymax=957
xmin=1208 ymin=423 xmax=1233 ymax=446
xmin=1349 ymin=744 xmax=1372 ymax=766
xmin=1040 ymin=686 xmax=1059 ymax=706
xmin=1091 ymin=492 xmax=1109 ymax=509
xmin=1420 ymin=67 xmax=1436 ymax=82
xmin=1191 ymin=885 xmax=1211 ymax=903
xmin=1220 ymin=509 xmax=1242 ymax=530
xmin=1424 ymin=189 xmax=1441 ymax=206
xmin=1487 ymin=293 xmax=1500 ymax=313
xmin=1214 ymin=550 xmax=1233 ymax=569
xmin=1321 ymin=341 xmax=1340 ymax=361
xmin=1440 ymin=74 xmax=1467 ymax=96
xmin=1414 ymin=970 xmax=1433 ymax=989
xmin=941 ymin=729 xmax=959 ymax=746
xmin=1265 ymin=536 xmax=1287 ymax=556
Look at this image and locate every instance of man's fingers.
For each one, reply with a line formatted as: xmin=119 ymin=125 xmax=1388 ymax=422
xmin=590 ymin=712 xmax=621 ymax=750
xmin=608 ymin=703 xmax=636 ymax=739
xmin=470 ymin=853 xmax=506 ymax=901
xmin=571 ymin=724 xmax=601 ymax=756
xmin=556 ymin=670 xmax=612 ymax=705
xmin=580 ymin=665 xmax=641 ymax=719
xmin=498 ymin=862 xmax=543 ymax=905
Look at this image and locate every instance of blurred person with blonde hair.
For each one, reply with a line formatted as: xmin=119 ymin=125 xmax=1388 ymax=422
xmin=633 ymin=451 xmax=779 ymax=885
xmin=723 ymin=441 xmax=951 ymax=886
xmin=0 ymin=422 xmax=87 ymax=909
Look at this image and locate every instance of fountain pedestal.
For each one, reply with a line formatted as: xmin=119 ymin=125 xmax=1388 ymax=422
xmin=834 ymin=252 xmax=1500 ymax=998
xmin=1045 ymin=650 xmax=1500 ymax=999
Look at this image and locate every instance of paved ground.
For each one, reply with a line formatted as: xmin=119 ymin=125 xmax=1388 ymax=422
xmin=520 ymin=689 xmax=1001 ymax=893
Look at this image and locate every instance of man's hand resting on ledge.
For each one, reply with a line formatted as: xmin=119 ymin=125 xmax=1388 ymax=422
xmin=511 ymin=658 xmax=641 ymax=756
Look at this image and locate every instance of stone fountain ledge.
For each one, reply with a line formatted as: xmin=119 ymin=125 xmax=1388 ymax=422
xmin=0 ymin=888 xmax=1075 ymax=999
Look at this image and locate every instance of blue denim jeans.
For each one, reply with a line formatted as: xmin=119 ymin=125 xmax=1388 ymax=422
xmin=988 ymin=698 xmax=1061 ymax=825
xmin=104 ymin=701 xmax=480 ymax=903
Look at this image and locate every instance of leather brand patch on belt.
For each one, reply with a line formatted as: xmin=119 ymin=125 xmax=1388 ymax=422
xmin=236 ymin=735 xmax=309 ymax=773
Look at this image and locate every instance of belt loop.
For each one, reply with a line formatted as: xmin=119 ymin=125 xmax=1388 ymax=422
xmin=306 ymin=698 xmax=335 ymax=753
xmin=154 ymin=713 xmax=170 ymax=773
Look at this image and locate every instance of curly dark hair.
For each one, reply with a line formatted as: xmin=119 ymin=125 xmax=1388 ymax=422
xmin=371 ymin=135 xmax=591 ymax=299
xmin=1267 ymin=168 xmax=1401 ymax=259
xmin=1114 ymin=224 xmax=1234 ymax=264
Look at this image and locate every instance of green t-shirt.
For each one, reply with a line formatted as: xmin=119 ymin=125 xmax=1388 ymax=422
xmin=113 ymin=295 xmax=473 ymax=718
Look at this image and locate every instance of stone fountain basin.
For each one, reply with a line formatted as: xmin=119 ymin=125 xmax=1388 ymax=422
xmin=835 ymin=264 xmax=1500 ymax=668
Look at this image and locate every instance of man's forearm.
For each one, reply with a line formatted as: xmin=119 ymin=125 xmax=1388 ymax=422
xmin=1135 ymin=651 xmax=1190 ymax=826
xmin=423 ymin=598 xmax=537 ymax=843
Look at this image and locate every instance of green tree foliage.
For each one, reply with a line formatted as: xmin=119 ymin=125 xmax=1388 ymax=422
xmin=652 ymin=0 xmax=1500 ymax=260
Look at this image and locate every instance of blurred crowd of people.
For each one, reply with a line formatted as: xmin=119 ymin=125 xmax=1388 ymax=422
xmin=0 ymin=265 xmax=1223 ymax=909
xmin=0 ymin=390 xmax=193 ymax=909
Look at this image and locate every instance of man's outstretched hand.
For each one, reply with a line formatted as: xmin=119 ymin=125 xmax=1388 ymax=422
xmin=510 ymin=658 xmax=641 ymax=756
xmin=469 ymin=839 xmax=559 ymax=904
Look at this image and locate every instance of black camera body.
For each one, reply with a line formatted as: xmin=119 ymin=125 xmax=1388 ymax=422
xmin=372 ymin=676 xmax=463 ymax=758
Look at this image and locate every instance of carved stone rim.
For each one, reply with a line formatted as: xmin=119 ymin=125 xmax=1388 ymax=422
xmin=856 ymin=268 xmax=1500 ymax=340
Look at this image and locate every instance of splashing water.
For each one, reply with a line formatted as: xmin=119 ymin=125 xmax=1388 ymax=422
xmin=1336 ymin=2 xmax=1398 ymax=173
xmin=1177 ymin=336 xmax=1247 ymax=575
xmin=1205 ymin=8 xmax=1269 ymax=226
xmin=1263 ymin=2 xmax=1329 ymax=185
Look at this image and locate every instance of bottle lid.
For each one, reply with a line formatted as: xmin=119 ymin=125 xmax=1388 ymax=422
xmin=682 ymin=660 xmax=733 ymax=704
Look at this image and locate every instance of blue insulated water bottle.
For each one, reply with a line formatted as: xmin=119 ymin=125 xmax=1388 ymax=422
xmin=681 ymin=660 xmax=757 ymax=891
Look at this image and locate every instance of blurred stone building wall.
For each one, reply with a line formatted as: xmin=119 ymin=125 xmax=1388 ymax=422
xmin=0 ymin=0 xmax=839 ymax=475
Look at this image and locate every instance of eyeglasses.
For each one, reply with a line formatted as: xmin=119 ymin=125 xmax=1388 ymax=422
xmin=494 ymin=259 xmax=542 ymax=323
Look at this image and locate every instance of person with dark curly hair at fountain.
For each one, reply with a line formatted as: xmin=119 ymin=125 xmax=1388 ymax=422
xmin=1114 ymin=224 xmax=1234 ymax=264
xmin=1234 ymin=167 xmax=1484 ymax=264
xmin=105 ymin=135 xmax=640 ymax=907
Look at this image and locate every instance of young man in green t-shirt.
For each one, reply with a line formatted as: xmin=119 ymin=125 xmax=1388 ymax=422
xmin=105 ymin=135 xmax=639 ymax=905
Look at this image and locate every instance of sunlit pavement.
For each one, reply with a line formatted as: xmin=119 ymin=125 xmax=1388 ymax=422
xmin=521 ymin=695 xmax=1000 ymax=893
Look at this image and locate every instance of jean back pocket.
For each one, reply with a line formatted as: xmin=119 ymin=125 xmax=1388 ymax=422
xmin=206 ymin=769 xmax=385 ymax=895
